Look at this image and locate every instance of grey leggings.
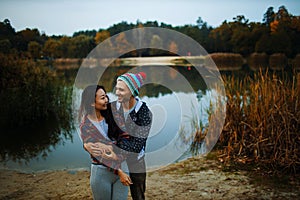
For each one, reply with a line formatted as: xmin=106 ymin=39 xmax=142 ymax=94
xmin=90 ymin=164 xmax=128 ymax=200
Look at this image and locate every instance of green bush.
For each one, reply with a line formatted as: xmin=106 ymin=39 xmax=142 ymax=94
xmin=0 ymin=53 xmax=72 ymax=128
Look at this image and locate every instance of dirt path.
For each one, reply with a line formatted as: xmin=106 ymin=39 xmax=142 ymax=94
xmin=1 ymin=154 xmax=299 ymax=200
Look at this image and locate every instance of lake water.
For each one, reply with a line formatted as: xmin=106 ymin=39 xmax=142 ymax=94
xmin=0 ymin=89 xmax=216 ymax=173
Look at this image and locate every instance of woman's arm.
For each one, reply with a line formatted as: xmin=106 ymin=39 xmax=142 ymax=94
xmin=84 ymin=142 xmax=110 ymax=156
xmin=84 ymin=142 xmax=120 ymax=160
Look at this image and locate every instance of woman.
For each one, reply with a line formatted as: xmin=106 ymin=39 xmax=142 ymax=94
xmin=78 ymin=85 xmax=132 ymax=200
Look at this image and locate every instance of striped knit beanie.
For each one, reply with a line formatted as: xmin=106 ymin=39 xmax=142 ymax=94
xmin=117 ymin=72 xmax=146 ymax=97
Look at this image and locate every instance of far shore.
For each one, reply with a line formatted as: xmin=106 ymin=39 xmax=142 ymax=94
xmin=46 ymin=54 xmax=300 ymax=71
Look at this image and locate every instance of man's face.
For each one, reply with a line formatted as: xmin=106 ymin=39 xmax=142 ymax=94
xmin=115 ymin=80 xmax=132 ymax=103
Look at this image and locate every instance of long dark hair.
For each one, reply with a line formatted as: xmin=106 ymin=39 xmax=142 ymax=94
xmin=78 ymin=85 xmax=109 ymax=123
xmin=78 ymin=85 xmax=123 ymax=141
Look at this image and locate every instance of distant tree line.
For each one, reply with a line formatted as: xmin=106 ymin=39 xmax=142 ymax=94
xmin=0 ymin=5 xmax=299 ymax=59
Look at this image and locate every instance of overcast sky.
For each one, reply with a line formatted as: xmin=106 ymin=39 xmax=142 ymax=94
xmin=0 ymin=0 xmax=299 ymax=36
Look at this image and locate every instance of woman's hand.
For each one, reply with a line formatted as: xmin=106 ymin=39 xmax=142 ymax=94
xmin=84 ymin=142 xmax=113 ymax=157
xmin=102 ymin=150 xmax=119 ymax=160
xmin=118 ymin=169 xmax=133 ymax=186
xmin=84 ymin=142 xmax=119 ymax=160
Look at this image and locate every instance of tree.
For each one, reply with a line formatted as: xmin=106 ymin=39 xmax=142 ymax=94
xmin=196 ymin=17 xmax=207 ymax=29
xmin=230 ymin=15 xmax=252 ymax=55
xmin=0 ymin=19 xmax=15 ymax=40
xmin=183 ymin=17 xmax=213 ymax=52
xmin=263 ymin=7 xmax=275 ymax=26
xmin=16 ymin=28 xmax=42 ymax=51
xmin=107 ymin=21 xmax=135 ymax=36
xmin=270 ymin=20 xmax=279 ymax=33
xmin=114 ymin=32 xmax=134 ymax=56
xmin=0 ymin=39 xmax=11 ymax=53
xmin=43 ymin=38 xmax=61 ymax=58
xmin=68 ymin=35 xmax=95 ymax=58
xmin=149 ymin=34 xmax=163 ymax=56
xmin=73 ymin=30 xmax=96 ymax=37
xmin=209 ymin=21 xmax=233 ymax=52
xmin=28 ymin=41 xmax=41 ymax=59
xmin=270 ymin=31 xmax=291 ymax=55
xmin=289 ymin=16 xmax=300 ymax=57
xmin=255 ymin=34 xmax=271 ymax=53
xmin=132 ymin=23 xmax=146 ymax=57
xmin=168 ymin=41 xmax=178 ymax=55
xmin=233 ymin=15 xmax=249 ymax=25
xmin=276 ymin=5 xmax=290 ymax=22
xmin=94 ymin=30 xmax=110 ymax=45
xmin=59 ymin=36 xmax=71 ymax=58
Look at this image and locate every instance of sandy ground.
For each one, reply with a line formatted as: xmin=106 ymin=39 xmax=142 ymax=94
xmin=1 ymin=153 xmax=299 ymax=200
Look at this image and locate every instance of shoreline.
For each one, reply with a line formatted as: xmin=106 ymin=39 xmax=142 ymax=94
xmin=1 ymin=155 xmax=299 ymax=200
xmin=0 ymin=166 xmax=90 ymax=175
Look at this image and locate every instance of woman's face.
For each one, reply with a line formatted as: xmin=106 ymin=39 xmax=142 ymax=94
xmin=93 ymin=88 xmax=108 ymax=111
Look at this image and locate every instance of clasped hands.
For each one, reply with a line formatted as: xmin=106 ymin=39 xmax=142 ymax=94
xmin=84 ymin=142 xmax=118 ymax=160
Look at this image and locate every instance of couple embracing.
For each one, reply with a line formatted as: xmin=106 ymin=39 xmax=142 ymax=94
xmin=78 ymin=72 xmax=152 ymax=200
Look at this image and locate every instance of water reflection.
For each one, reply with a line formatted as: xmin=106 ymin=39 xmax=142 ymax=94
xmin=0 ymin=64 xmax=224 ymax=172
xmin=0 ymin=85 xmax=74 ymax=170
xmin=76 ymin=65 xmax=208 ymax=96
xmin=0 ymin=89 xmax=214 ymax=172
xmin=0 ymin=115 xmax=72 ymax=163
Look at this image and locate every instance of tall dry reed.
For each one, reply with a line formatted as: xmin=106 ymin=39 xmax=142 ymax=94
xmin=219 ymin=70 xmax=300 ymax=174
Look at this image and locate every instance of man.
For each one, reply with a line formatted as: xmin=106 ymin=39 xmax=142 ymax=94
xmin=111 ymin=71 xmax=152 ymax=200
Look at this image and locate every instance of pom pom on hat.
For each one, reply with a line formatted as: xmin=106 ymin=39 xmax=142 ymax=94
xmin=117 ymin=72 xmax=146 ymax=96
